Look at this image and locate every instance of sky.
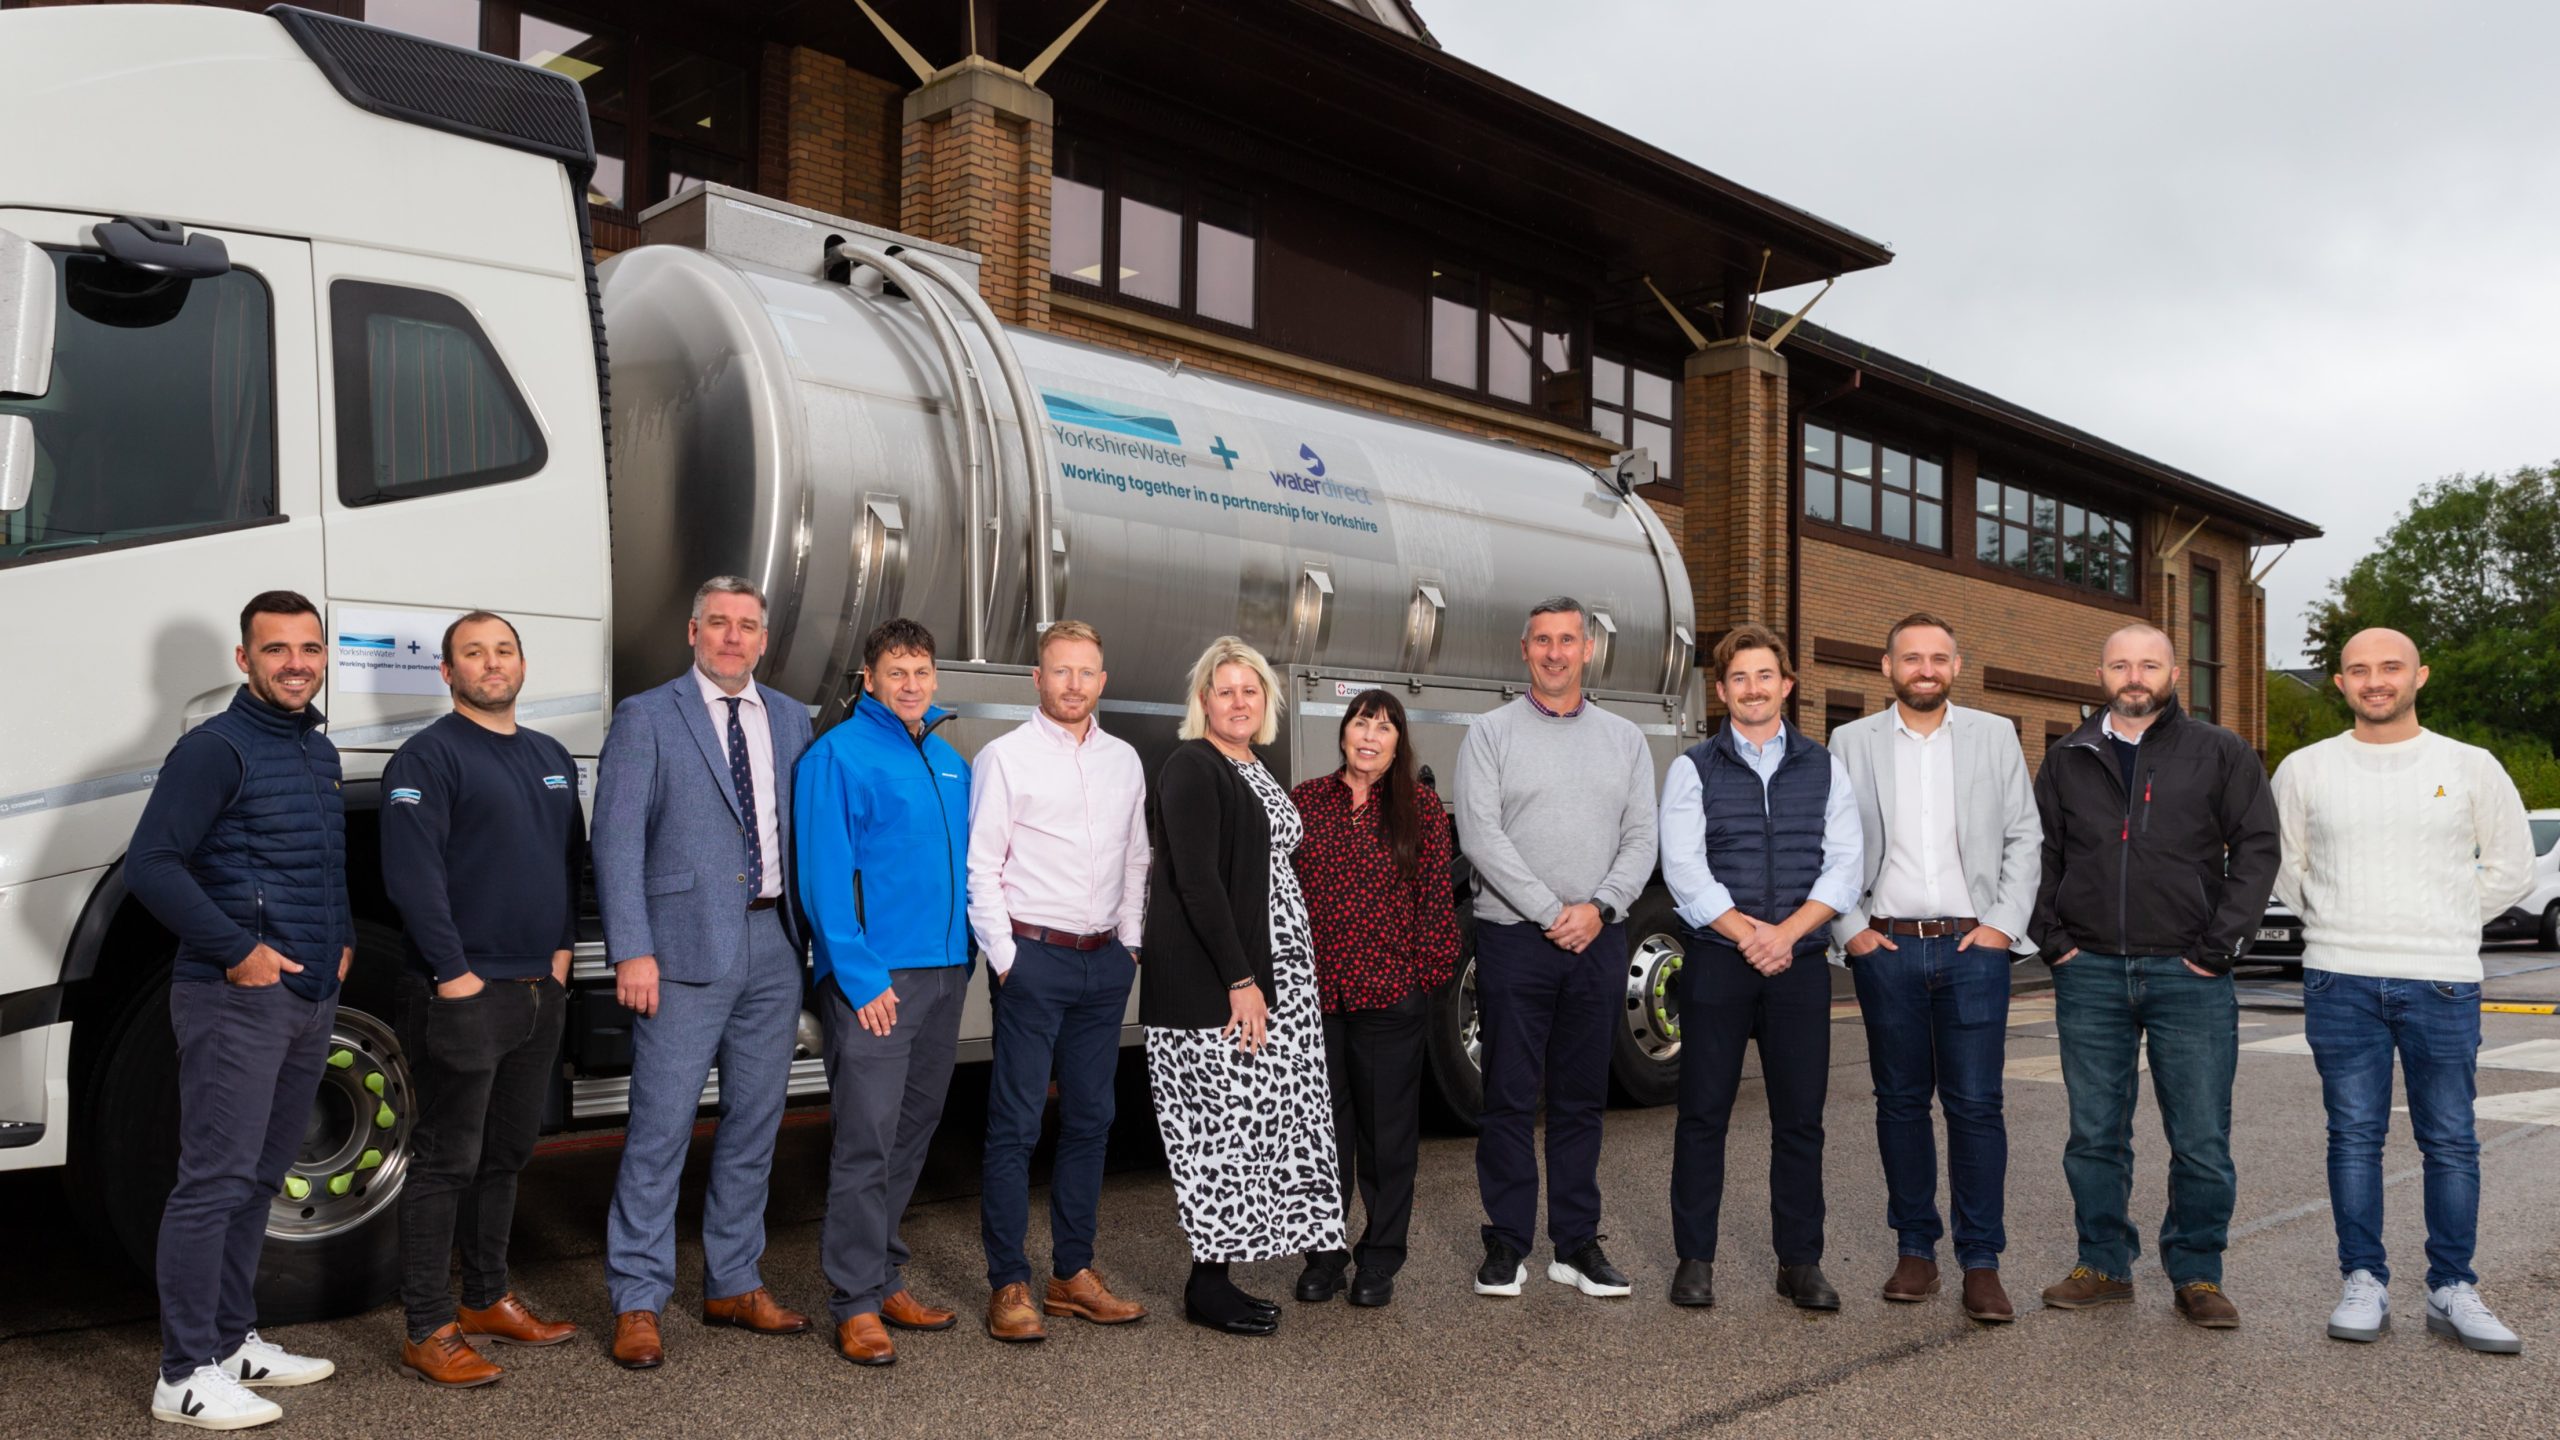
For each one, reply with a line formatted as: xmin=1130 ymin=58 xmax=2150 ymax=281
xmin=1424 ymin=0 xmax=2559 ymax=665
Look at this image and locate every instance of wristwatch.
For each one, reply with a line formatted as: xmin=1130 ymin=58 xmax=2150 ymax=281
xmin=1596 ymin=902 xmax=1619 ymax=924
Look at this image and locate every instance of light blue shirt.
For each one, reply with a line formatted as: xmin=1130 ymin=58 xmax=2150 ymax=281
xmin=1658 ymin=721 xmax=1865 ymax=931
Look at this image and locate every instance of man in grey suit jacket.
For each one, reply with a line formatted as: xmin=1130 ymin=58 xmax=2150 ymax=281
xmin=1827 ymin=613 xmax=2041 ymax=1325
xmin=595 ymin=577 xmax=816 ymax=1369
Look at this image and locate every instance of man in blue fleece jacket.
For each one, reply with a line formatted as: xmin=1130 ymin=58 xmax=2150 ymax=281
xmin=794 ymin=617 xmax=972 ymax=1366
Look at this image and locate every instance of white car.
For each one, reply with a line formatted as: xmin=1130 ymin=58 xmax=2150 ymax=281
xmin=2484 ymin=810 xmax=2560 ymax=950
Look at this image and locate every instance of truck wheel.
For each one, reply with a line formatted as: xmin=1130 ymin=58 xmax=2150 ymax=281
xmin=1424 ymin=923 xmax=1484 ymax=1132
xmin=68 ymin=923 xmax=417 ymax=1325
xmin=1609 ymin=888 xmax=1683 ymax=1108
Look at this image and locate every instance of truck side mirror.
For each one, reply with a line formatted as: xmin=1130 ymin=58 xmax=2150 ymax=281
xmin=0 ymin=228 xmax=56 ymax=514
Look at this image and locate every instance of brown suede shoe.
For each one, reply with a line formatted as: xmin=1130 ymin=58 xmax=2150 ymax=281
xmin=1044 ymin=1268 xmax=1148 ymax=1324
xmin=611 ymin=1311 xmax=663 ymax=1370
xmin=836 ymin=1313 xmax=896 ymax=1366
xmin=702 ymin=1286 xmax=811 ymax=1335
xmin=2174 ymin=1281 xmax=2241 ymax=1329
xmin=1882 ymin=1256 xmax=1941 ymax=1303
xmin=457 ymin=1293 xmax=578 ymax=1347
xmin=401 ymin=1323 xmax=504 ymax=1388
xmin=1962 ymin=1268 xmax=2016 ymax=1323
xmin=2040 ymin=1266 xmax=2135 ymax=1309
xmin=986 ymin=1283 xmax=1047 ymax=1343
xmin=881 ymin=1288 xmax=958 ymax=1332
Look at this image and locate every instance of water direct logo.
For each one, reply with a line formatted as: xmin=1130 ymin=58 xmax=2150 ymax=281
xmin=1299 ymin=444 xmax=1326 ymax=478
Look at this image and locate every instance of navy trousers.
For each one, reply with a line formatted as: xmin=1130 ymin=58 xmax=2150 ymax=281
xmin=1671 ymin=939 xmax=1830 ymax=1265
xmin=158 ymin=978 xmax=337 ymax=1382
xmin=980 ymin=938 xmax=1136 ymax=1290
xmin=1474 ymin=920 xmax=1622 ymax=1256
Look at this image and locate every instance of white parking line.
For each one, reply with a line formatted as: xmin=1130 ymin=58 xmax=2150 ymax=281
xmin=2478 ymin=1040 xmax=2560 ymax=1074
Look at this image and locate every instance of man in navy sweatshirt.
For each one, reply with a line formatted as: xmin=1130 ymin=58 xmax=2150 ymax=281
xmin=127 ymin=591 xmax=350 ymax=1431
xmin=380 ymin=611 xmax=586 ymax=1386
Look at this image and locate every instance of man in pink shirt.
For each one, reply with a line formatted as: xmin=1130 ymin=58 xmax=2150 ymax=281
xmin=968 ymin=621 xmax=1153 ymax=1342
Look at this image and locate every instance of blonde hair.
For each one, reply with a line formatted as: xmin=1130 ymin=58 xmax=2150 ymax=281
xmin=1178 ymin=635 xmax=1281 ymax=746
xmin=1037 ymin=618 xmax=1104 ymax=664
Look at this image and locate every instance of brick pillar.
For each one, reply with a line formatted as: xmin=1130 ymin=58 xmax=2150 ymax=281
xmin=770 ymin=47 xmax=903 ymax=229
xmin=1680 ymin=341 xmax=1791 ymax=655
xmin=900 ymin=58 xmax=1053 ymax=326
xmin=2242 ymin=577 xmax=2268 ymax=752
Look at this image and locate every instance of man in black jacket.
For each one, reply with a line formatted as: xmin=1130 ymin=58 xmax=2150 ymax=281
xmin=2029 ymin=622 xmax=2278 ymax=1329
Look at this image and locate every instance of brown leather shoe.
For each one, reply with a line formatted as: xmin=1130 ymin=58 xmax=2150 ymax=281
xmin=986 ymin=1283 xmax=1047 ymax=1343
xmin=611 ymin=1311 xmax=663 ymax=1370
xmin=1044 ymin=1268 xmax=1148 ymax=1324
xmin=880 ymin=1288 xmax=958 ymax=1332
xmin=702 ymin=1286 xmax=811 ymax=1335
xmin=2040 ymin=1266 xmax=2134 ymax=1309
xmin=2174 ymin=1281 xmax=2241 ymax=1329
xmin=835 ymin=1313 xmax=895 ymax=1366
xmin=1882 ymin=1255 xmax=1941 ymax=1303
xmin=401 ymin=1323 xmax=504 ymax=1387
xmin=457 ymin=1293 xmax=578 ymax=1347
xmin=1962 ymin=1268 xmax=2016 ymax=1323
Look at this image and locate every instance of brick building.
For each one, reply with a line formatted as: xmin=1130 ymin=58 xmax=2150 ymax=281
xmin=66 ymin=0 xmax=2317 ymax=756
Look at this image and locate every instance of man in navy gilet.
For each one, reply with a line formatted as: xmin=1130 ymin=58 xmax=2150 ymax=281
xmin=1658 ymin=624 xmax=1862 ymax=1312
xmin=127 ymin=590 xmax=351 ymax=1431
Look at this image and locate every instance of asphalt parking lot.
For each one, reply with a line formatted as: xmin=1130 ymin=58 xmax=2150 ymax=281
xmin=7 ymin=951 xmax=2558 ymax=1439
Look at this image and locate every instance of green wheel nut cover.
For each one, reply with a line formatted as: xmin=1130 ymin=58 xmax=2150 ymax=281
xmin=363 ymin=1071 xmax=385 ymax=1096
xmin=282 ymin=1176 xmax=310 ymax=1201
xmin=358 ymin=1148 xmax=383 ymax=1171
xmin=375 ymin=1102 xmax=397 ymax=1129
xmin=327 ymin=1049 xmax=354 ymax=1070
xmin=327 ymin=1172 xmax=353 ymax=1196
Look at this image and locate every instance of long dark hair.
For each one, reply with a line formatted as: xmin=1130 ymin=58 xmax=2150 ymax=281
xmin=1339 ymin=689 xmax=1422 ymax=880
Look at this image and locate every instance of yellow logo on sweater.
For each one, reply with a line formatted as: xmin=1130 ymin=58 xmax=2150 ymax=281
xmin=2435 ymin=785 xmax=2446 ymax=797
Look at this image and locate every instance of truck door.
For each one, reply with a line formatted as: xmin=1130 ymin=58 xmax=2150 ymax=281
xmin=0 ymin=208 xmax=322 ymax=922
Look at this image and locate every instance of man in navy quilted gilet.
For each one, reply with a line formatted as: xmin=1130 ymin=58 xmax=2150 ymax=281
xmin=127 ymin=590 xmax=350 ymax=1431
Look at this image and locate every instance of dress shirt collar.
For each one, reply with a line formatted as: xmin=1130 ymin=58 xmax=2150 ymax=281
xmin=1029 ymin=704 xmax=1103 ymax=748
xmin=1733 ymin=720 xmax=1789 ymax=762
xmin=1526 ymin=690 xmax=1588 ymax=719
xmin=2100 ymin=709 xmax=2147 ymax=745
xmin=1891 ymin=702 xmax=1961 ymax=743
xmin=693 ymin=665 xmax=763 ymax=711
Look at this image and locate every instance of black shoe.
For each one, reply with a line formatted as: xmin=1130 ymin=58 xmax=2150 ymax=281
xmin=1670 ymin=1259 xmax=1716 ymax=1308
xmin=1776 ymin=1264 xmax=1841 ymax=1311
xmin=1295 ymin=1257 xmax=1347 ymax=1303
xmin=1182 ymin=1298 xmax=1279 ymax=1337
xmin=1474 ymin=1239 xmax=1527 ymax=1297
xmin=1236 ymin=1287 xmax=1280 ymax=1318
xmin=1548 ymin=1237 xmax=1633 ymax=1297
xmin=1348 ymin=1270 xmax=1395 ymax=1308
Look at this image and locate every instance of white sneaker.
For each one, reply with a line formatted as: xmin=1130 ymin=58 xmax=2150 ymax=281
xmin=217 ymin=1330 xmax=336 ymax=1388
xmin=2326 ymin=1269 xmax=2388 ymax=1342
xmin=2427 ymin=1283 xmax=2523 ymax=1355
xmin=151 ymin=1365 xmax=282 ymax=1430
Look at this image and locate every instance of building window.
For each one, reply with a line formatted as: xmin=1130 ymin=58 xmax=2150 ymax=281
xmin=1591 ymin=356 xmax=1677 ymax=485
xmin=1975 ymin=475 xmax=2135 ymax=598
xmin=1803 ymin=423 xmax=1945 ymax=551
xmin=1426 ymin=266 xmax=1583 ymax=424
xmin=1050 ymin=140 xmax=1258 ymax=332
xmin=1823 ymin=698 xmax=1864 ymax=740
xmin=2188 ymin=559 xmax=2221 ymax=725
xmin=360 ymin=2 xmax=755 ymax=220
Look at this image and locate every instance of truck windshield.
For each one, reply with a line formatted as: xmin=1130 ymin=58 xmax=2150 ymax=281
xmin=0 ymin=249 xmax=274 ymax=564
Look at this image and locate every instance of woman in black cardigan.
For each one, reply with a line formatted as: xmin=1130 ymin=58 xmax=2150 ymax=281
xmin=1143 ymin=636 xmax=1345 ymax=1336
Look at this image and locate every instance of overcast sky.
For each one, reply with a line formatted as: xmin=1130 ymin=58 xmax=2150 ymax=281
xmin=1426 ymin=0 xmax=2558 ymax=665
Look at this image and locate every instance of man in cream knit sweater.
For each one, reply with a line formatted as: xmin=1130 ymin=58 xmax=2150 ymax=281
xmin=2272 ymin=628 xmax=2536 ymax=1355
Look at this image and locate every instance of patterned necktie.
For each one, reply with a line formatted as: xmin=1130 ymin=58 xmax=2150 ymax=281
xmin=722 ymin=696 xmax=763 ymax=895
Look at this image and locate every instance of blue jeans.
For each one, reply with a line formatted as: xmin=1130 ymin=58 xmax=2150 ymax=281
xmin=980 ymin=938 xmax=1137 ymax=1290
xmin=2302 ymin=968 xmax=2482 ymax=1290
xmin=1849 ymin=934 xmax=2010 ymax=1271
xmin=2052 ymin=952 xmax=2237 ymax=1286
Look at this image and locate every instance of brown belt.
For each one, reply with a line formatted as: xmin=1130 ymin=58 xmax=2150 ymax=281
xmin=1012 ymin=920 xmax=1115 ymax=952
xmin=747 ymin=896 xmax=779 ymax=912
xmin=1870 ymin=916 xmax=1977 ymax=939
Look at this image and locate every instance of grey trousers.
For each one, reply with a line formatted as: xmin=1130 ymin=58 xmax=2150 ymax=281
xmin=818 ymin=964 xmax=968 ymax=1320
xmin=604 ymin=908 xmax=802 ymax=1316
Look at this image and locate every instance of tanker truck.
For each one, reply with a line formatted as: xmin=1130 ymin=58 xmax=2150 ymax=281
xmin=0 ymin=6 xmax=1702 ymax=1321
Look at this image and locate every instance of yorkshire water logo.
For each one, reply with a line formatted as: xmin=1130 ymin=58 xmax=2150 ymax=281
xmin=544 ymin=775 xmax=571 ymax=791
xmin=338 ymin=633 xmax=396 ymax=653
xmin=389 ymin=786 xmax=422 ymax=806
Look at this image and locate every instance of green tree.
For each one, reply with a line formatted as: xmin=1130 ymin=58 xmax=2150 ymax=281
xmin=2265 ymin=671 xmax=2350 ymax=772
xmin=2303 ymin=462 xmax=2560 ymax=802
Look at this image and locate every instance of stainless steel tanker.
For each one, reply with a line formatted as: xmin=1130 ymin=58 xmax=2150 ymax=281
xmin=601 ymin=185 xmax=1696 ymax=1110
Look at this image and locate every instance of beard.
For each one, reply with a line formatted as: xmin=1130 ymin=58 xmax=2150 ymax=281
xmin=1892 ymin=677 xmax=1948 ymax=712
xmin=2108 ymin=682 xmax=2175 ymax=720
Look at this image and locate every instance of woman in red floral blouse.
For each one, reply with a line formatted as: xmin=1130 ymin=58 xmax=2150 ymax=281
xmin=1288 ymin=688 xmax=1460 ymax=1309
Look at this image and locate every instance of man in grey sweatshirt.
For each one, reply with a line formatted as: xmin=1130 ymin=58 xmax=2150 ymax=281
xmin=1454 ymin=597 xmax=1660 ymax=1301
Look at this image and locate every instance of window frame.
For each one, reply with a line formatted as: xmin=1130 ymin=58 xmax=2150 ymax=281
xmin=1972 ymin=471 xmax=2139 ymax=602
xmin=1047 ymin=138 xmax=1262 ymax=339
xmin=0 ymin=247 xmax=282 ymax=570
xmin=1800 ymin=420 xmax=1948 ymax=554
xmin=1590 ymin=352 xmax=1680 ymax=487
xmin=329 ymin=279 xmax=549 ymax=507
xmin=1422 ymin=263 xmax=1588 ymax=425
xmin=2187 ymin=554 xmax=2223 ymax=726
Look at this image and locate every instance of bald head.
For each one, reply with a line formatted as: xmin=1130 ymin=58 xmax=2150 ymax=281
xmin=2098 ymin=623 xmax=2179 ymax=721
xmin=2336 ymin=627 xmax=2426 ymax=731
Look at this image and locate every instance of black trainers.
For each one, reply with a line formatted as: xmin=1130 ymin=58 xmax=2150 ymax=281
xmin=1549 ymin=1237 xmax=1633 ymax=1297
xmin=1474 ymin=1238 xmax=1527 ymax=1297
xmin=1294 ymin=1254 xmax=1347 ymax=1303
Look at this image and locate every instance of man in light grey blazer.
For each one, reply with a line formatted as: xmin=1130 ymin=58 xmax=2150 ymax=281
xmin=595 ymin=577 xmax=815 ymax=1370
xmin=1827 ymin=613 xmax=2041 ymax=1325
